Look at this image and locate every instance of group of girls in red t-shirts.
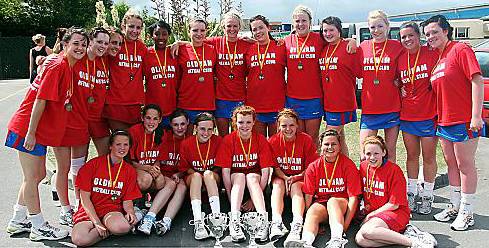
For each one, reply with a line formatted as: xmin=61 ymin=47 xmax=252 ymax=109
xmin=4 ymin=4 xmax=485 ymax=248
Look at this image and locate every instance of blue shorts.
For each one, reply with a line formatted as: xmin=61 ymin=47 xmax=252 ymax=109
xmin=160 ymin=116 xmax=171 ymax=129
xmin=5 ymin=130 xmax=47 ymax=156
xmin=285 ymin=97 xmax=323 ymax=120
xmin=256 ymin=112 xmax=278 ymax=124
xmin=324 ymin=111 xmax=357 ymax=126
xmin=436 ymin=123 xmax=486 ymax=142
xmin=215 ymin=99 xmax=243 ymax=119
xmin=360 ymin=112 xmax=400 ymax=130
xmin=182 ymin=109 xmax=214 ymax=125
xmin=400 ymin=119 xmax=436 ymax=137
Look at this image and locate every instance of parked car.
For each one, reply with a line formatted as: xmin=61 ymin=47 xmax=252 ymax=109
xmin=474 ymin=48 xmax=489 ymax=137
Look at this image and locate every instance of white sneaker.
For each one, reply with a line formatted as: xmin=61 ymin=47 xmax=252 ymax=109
xmin=450 ymin=209 xmax=475 ymax=231
xmin=403 ymin=223 xmax=422 ymax=238
xmin=29 ymin=222 xmax=69 ymax=241
xmin=228 ymin=212 xmax=245 ymax=242
xmin=269 ymin=221 xmax=288 ymax=241
xmin=408 ymin=192 xmax=417 ymax=213
xmin=59 ymin=209 xmax=73 ymax=227
xmin=155 ymin=219 xmax=171 ymax=236
xmin=325 ymin=237 xmax=348 ymax=248
xmin=137 ymin=215 xmax=155 ymax=235
xmin=284 ymin=221 xmax=303 ymax=245
xmin=6 ymin=218 xmax=31 ymax=235
xmin=191 ymin=218 xmax=210 ymax=240
xmin=255 ymin=217 xmax=269 ymax=243
xmin=284 ymin=239 xmax=313 ymax=248
xmin=418 ymin=196 xmax=434 ymax=215
xmin=411 ymin=232 xmax=437 ymax=248
xmin=433 ymin=204 xmax=458 ymax=222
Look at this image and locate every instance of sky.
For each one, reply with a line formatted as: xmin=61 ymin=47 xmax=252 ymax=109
xmin=124 ymin=0 xmax=489 ymax=23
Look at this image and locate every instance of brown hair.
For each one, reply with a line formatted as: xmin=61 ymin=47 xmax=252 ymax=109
xmin=121 ymin=8 xmax=143 ymax=29
xmin=318 ymin=129 xmax=341 ymax=145
xmin=231 ymin=105 xmax=256 ymax=131
xmin=362 ymin=135 xmax=388 ymax=159
xmin=277 ymin=108 xmax=299 ymax=125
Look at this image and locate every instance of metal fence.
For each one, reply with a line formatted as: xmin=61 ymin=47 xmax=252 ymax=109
xmin=0 ymin=37 xmax=55 ymax=80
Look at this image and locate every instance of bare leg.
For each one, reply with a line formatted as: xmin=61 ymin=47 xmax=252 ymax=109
xmin=440 ymin=139 xmax=461 ymax=187
xmin=103 ymin=212 xmax=132 ymax=235
xmin=254 ymin=121 xmax=267 ymax=137
xmin=230 ymin=173 xmax=246 ymax=212
xmin=421 ymin=136 xmax=438 ymax=183
xmin=136 ymin=169 xmax=154 ymax=192
xmin=53 ymin=146 xmax=71 ymax=207
xmin=290 ymin=181 xmax=305 ymax=218
xmin=149 ymin=177 xmax=176 ymax=215
xmin=246 ymin=173 xmax=266 ymax=212
xmin=93 ymin=136 xmax=110 ymax=156
xmin=216 ymin=118 xmax=230 ymax=137
xmin=303 ymin=202 xmax=328 ymax=238
xmin=454 ymin=138 xmax=479 ymax=194
xmin=384 ymin=125 xmax=400 ymax=163
xmin=163 ymin=180 xmax=187 ymax=219
xmin=355 ymin=217 xmax=411 ymax=247
xmin=71 ymin=221 xmax=103 ymax=247
xmin=271 ymin=177 xmax=286 ymax=218
xmin=17 ymin=152 xmax=46 ymax=214
xmin=403 ymin=132 xmax=421 ymax=181
xmin=304 ymin=119 xmax=321 ymax=146
xmin=267 ymin=123 xmax=277 ymax=137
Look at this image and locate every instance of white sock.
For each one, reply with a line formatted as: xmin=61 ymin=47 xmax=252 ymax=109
xmin=423 ymin=182 xmax=435 ymax=198
xmin=28 ymin=213 xmax=45 ymax=228
xmin=74 ymin=199 xmax=80 ymax=211
xmin=330 ymin=222 xmax=344 ymax=239
xmin=292 ymin=215 xmax=303 ymax=224
xmin=450 ymin=186 xmax=461 ymax=209
xmin=460 ymin=193 xmax=475 ymax=213
xmin=61 ymin=205 xmax=72 ymax=214
xmin=191 ymin=199 xmax=202 ymax=221
xmin=272 ymin=213 xmax=282 ymax=223
xmin=12 ymin=204 xmax=27 ymax=222
xmin=209 ymin=196 xmax=220 ymax=213
xmin=407 ymin=178 xmax=418 ymax=194
xmin=163 ymin=216 xmax=172 ymax=228
xmin=301 ymin=231 xmax=316 ymax=246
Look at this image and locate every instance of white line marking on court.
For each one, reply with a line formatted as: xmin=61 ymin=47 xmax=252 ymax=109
xmin=0 ymin=86 xmax=28 ymax=102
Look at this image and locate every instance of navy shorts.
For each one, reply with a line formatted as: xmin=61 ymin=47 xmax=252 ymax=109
xmin=5 ymin=130 xmax=47 ymax=156
xmin=256 ymin=112 xmax=279 ymax=124
xmin=182 ymin=109 xmax=214 ymax=125
xmin=400 ymin=119 xmax=436 ymax=137
xmin=324 ymin=110 xmax=358 ymax=126
xmin=360 ymin=112 xmax=400 ymax=130
xmin=215 ymin=99 xmax=243 ymax=119
xmin=285 ymin=97 xmax=324 ymax=120
xmin=436 ymin=123 xmax=486 ymax=142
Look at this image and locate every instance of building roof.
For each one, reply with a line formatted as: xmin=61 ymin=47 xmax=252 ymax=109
xmin=389 ymin=3 xmax=489 ymax=22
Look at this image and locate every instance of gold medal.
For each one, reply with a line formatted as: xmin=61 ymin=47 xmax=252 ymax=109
xmin=259 ymin=73 xmax=265 ymax=80
xmin=129 ymin=74 xmax=134 ymax=81
xmin=65 ymin=102 xmax=73 ymax=112
xmin=87 ymin=96 xmax=95 ymax=104
xmin=161 ymin=81 xmax=166 ymax=87
xmin=198 ymin=76 xmax=205 ymax=82
xmin=297 ymin=61 xmax=303 ymax=70
xmin=105 ymin=84 xmax=110 ymax=90
xmin=374 ymin=78 xmax=380 ymax=85
xmin=325 ymin=76 xmax=329 ymax=82
xmin=111 ymin=194 xmax=117 ymax=201
xmin=229 ymin=73 xmax=234 ymax=80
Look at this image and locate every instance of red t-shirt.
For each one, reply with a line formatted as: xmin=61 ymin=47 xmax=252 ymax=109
xmin=360 ymin=39 xmax=403 ymax=114
xmin=159 ymin=130 xmax=185 ymax=177
xmin=215 ymin=131 xmax=276 ymax=173
xmin=86 ymin=56 xmax=110 ymax=121
xmin=144 ymin=47 xmax=179 ymax=116
xmin=320 ymin=40 xmax=362 ymax=112
xmin=268 ymin=131 xmax=318 ymax=176
xmin=397 ymin=46 xmax=438 ymax=121
xmin=359 ymin=160 xmax=410 ymax=217
xmin=68 ymin=57 xmax=94 ymax=130
xmin=177 ymin=43 xmax=217 ymax=110
xmin=245 ymin=41 xmax=287 ymax=113
xmin=128 ymin=123 xmax=168 ymax=166
xmin=302 ymin=154 xmax=362 ymax=202
xmin=74 ymin=155 xmax=141 ymax=222
xmin=430 ymin=41 xmax=482 ymax=126
xmin=285 ymin=32 xmax=325 ymax=99
xmin=178 ymin=135 xmax=222 ymax=173
xmin=7 ymin=54 xmax=60 ymax=141
xmin=106 ymin=39 xmax=147 ymax=105
xmin=207 ymin=36 xmax=250 ymax=101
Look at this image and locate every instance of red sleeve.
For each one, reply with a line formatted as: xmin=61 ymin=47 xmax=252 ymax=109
xmin=128 ymin=125 xmax=140 ymax=162
xmin=258 ymin=134 xmax=277 ymax=168
xmin=75 ymin=158 xmax=95 ymax=192
xmin=303 ymin=135 xmax=319 ymax=165
xmin=302 ymin=160 xmax=317 ymax=195
xmin=177 ymin=139 xmax=192 ymax=172
xmin=215 ymin=135 xmax=232 ymax=168
xmin=37 ymin=60 xmax=63 ymax=101
xmin=458 ymin=45 xmax=481 ymax=80
xmin=344 ymin=157 xmax=362 ymax=197
xmin=388 ymin=164 xmax=408 ymax=206
xmin=121 ymin=166 xmax=142 ymax=201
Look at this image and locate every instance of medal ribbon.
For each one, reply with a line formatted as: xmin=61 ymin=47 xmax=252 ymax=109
xmin=323 ymin=41 xmax=341 ymax=78
xmin=295 ymin=32 xmax=310 ymax=60
xmin=431 ymin=41 xmax=451 ymax=76
xmin=282 ymin=133 xmax=296 ymax=168
xmin=225 ymin=37 xmax=238 ymax=71
xmin=191 ymin=45 xmax=206 ymax=75
xmin=107 ymin=155 xmax=124 ymax=190
xmin=65 ymin=65 xmax=74 ymax=104
xmin=257 ymin=41 xmax=271 ymax=73
xmin=101 ymin=58 xmax=109 ymax=89
xmin=86 ymin=58 xmax=96 ymax=96
xmin=155 ymin=47 xmax=168 ymax=80
xmin=238 ymin=134 xmax=252 ymax=167
xmin=322 ymin=155 xmax=339 ymax=188
xmin=371 ymin=40 xmax=388 ymax=80
xmin=407 ymin=48 xmax=421 ymax=93
xmin=196 ymin=135 xmax=212 ymax=171
xmin=143 ymin=132 xmax=155 ymax=160
xmin=124 ymin=39 xmax=137 ymax=77
xmin=366 ymin=163 xmax=379 ymax=199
